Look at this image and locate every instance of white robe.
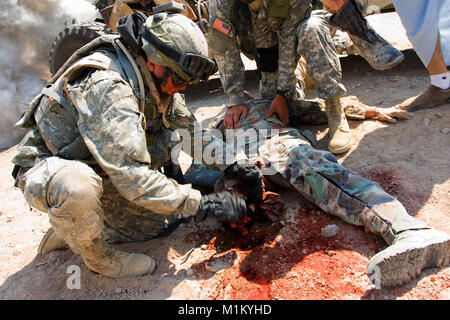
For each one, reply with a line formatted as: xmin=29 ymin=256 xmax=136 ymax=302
xmin=392 ymin=0 xmax=450 ymax=67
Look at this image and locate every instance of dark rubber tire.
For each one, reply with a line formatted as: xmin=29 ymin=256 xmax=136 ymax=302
xmin=49 ymin=22 xmax=106 ymax=75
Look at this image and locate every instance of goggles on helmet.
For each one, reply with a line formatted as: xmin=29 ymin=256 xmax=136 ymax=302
xmin=140 ymin=25 xmax=217 ymax=82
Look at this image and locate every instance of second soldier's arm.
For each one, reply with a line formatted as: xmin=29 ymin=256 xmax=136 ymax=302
xmin=209 ymin=0 xmax=249 ymax=128
xmin=209 ymin=0 xmax=248 ymax=107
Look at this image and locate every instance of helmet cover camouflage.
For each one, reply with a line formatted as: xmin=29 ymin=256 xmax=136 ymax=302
xmin=142 ymin=13 xmax=209 ymax=83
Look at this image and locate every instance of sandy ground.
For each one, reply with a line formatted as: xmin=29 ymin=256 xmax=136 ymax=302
xmin=0 ymin=13 xmax=449 ymax=300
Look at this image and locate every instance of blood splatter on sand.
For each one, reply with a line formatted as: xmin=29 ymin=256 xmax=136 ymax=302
xmin=186 ymin=201 xmax=383 ymax=299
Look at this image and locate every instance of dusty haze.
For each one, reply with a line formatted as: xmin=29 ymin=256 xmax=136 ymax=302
xmin=0 ymin=0 xmax=97 ymax=149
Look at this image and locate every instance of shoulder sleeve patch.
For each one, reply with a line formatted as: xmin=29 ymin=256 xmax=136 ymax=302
xmin=212 ymin=17 xmax=232 ymax=35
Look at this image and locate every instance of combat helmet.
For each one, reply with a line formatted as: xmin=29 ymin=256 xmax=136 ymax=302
xmin=118 ymin=11 xmax=216 ymax=84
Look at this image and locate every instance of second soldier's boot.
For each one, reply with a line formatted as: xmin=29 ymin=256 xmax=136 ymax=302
xmin=80 ymin=237 xmax=156 ymax=278
xmin=325 ymin=98 xmax=352 ymax=154
xmin=331 ymin=0 xmax=404 ymax=71
xmin=367 ymin=229 xmax=450 ymax=288
xmin=37 ymin=228 xmax=68 ymax=254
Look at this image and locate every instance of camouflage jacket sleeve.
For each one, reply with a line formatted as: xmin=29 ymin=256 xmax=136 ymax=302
xmin=215 ymin=42 xmax=247 ymax=106
xmin=208 ymin=0 xmax=247 ymax=107
xmin=65 ymin=69 xmax=201 ymax=216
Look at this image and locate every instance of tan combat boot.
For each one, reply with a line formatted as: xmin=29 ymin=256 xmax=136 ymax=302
xmin=367 ymin=229 xmax=450 ymax=288
xmin=81 ymin=238 xmax=156 ymax=278
xmin=37 ymin=228 xmax=68 ymax=255
xmin=325 ymin=98 xmax=352 ymax=154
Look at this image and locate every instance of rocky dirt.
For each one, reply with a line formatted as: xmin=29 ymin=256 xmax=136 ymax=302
xmin=0 ymin=13 xmax=449 ymax=300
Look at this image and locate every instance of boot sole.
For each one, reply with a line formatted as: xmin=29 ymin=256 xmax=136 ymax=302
xmin=367 ymin=234 xmax=450 ymax=288
xmin=369 ymin=52 xmax=404 ymax=71
xmin=407 ymin=97 xmax=450 ymax=112
xmin=37 ymin=228 xmax=67 ymax=255
xmin=37 ymin=229 xmax=54 ymax=255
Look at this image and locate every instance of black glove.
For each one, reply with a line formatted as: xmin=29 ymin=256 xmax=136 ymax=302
xmin=223 ymin=161 xmax=264 ymax=203
xmin=195 ymin=191 xmax=251 ymax=223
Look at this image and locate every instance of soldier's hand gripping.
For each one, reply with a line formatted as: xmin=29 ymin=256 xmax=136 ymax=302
xmin=224 ymin=104 xmax=249 ymax=129
xmin=195 ymin=191 xmax=253 ymax=223
xmin=265 ymin=94 xmax=289 ymax=126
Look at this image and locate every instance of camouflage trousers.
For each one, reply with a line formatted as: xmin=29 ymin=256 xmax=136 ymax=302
xmin=260 ymin=11 xmax=347 ymax=101
xmin=296 ymin=11 xmax=347 ymax=99
xmin=253 ymin=130 xmax=428 ymax=245
xmin=17 ymin=157 xmax=183 ymax=253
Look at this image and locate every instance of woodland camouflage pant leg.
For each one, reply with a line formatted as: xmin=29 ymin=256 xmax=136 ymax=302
xmin=267 ymin=131 xmax=428 ymax=245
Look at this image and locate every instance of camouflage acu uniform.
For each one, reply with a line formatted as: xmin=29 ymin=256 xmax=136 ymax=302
xmin=12 ymin=46 xmax=208 ymax=247
xmin=209 ymin=99 xmax=428 ymax=245
xmin=296 ymin=9 xmax=347 ymax=99
xmin=209 ymin=0 xmax=348 ymax=106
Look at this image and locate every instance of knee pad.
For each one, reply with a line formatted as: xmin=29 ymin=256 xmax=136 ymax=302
xmin=256 ymin=45 xmax=279 ymax=73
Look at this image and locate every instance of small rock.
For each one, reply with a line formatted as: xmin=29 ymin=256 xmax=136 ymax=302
xmin=205 ymin=264 xmax=219 ymax=273
xmin=12 ymin=250 xmax=20 ymax=256
xmin=115 ymin=287 xmax=123 ymax=294
xmin=441 ymin=128 xmax=450 ymax=134
xmin=435 ymin=112 xmax=443 ymax=118
xmin=186 ymin=269 xmax=194 ymax=277
xmin=422 ymin=118 xmax=430 ymax=126
xmin=321 ymin=224 xmax=340 ymax=238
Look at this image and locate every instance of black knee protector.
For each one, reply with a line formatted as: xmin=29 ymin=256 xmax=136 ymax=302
xmin=256 ymin=45 xmax=279 ymax=73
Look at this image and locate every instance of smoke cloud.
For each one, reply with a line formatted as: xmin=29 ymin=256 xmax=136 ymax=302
xmin=0 ymin=0 xmax=97 ymax=150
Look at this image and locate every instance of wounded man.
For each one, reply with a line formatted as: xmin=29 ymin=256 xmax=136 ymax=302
xmin=192 ymin=97 xmax=450 ymax=288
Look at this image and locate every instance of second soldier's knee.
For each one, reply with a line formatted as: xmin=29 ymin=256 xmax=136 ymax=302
xmin=298 ymin=16 xmax=328 ymax=37
xmin=297 ymin=17 xmax=332 ymax=53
